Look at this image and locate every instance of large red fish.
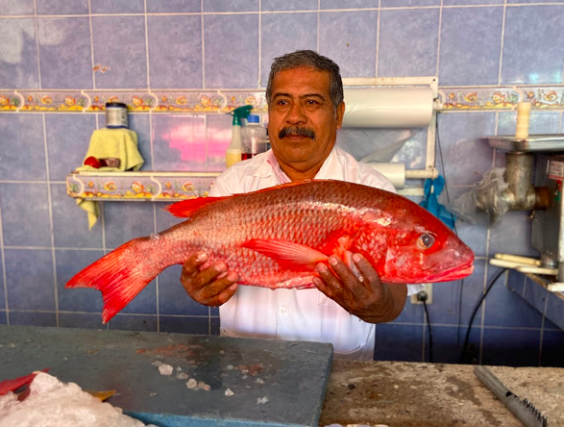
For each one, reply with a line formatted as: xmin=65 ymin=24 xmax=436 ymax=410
xmin=67 ymin=180 xmax=474 ymax=323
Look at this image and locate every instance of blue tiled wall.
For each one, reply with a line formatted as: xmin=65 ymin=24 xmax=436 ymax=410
xmin=1 ymin=0 xmax=563 ymax=367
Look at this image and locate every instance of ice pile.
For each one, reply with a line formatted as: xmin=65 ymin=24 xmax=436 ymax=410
xmin=0 ymin=372 xmax=157 ymax=427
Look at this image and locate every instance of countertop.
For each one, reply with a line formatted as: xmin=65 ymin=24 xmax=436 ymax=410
xmin=321 ymin=360 xmax=564 ymax=427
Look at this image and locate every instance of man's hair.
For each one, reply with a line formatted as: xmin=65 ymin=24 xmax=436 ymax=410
xmin=265 ymin=50 xmax=344 ymax=110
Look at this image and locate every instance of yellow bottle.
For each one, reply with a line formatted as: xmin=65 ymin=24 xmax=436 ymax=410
xmin=226 ymin=105 xmax=252 ymax=168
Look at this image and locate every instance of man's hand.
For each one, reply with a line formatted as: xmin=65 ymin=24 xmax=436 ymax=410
xmin=313 ymin=253 xmax=407 ymax=323
xmin=180 ymin=253 xmax=239 ymax=306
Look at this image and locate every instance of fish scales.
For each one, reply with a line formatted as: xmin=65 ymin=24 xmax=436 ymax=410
xmin=67 ymin=180 xmax=474 ymax=323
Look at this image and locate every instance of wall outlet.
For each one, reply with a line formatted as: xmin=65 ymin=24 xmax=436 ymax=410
xmin=410 ymin=283 xmax=433 ymax=304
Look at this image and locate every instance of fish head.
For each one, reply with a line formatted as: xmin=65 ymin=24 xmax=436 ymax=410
xmin=361 ymin=202 xmax=474 ymax=284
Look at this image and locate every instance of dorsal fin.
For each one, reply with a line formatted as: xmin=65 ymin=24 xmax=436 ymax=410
xmin=165 ymin=180 xmax=316 ymax=218
xmin=165 ymin=196 xmax=227 ymax=218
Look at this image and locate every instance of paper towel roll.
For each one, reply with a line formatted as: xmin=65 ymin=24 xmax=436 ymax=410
xmin=368 ymin=162 xmax=405 ymax=189
xmin=342 ymin=87 xmax=434 ymax=128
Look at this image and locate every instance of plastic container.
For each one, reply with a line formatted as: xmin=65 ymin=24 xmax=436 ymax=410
xmin=241 ymin=115 xmax=268 ymax=160
xmin=225 ymin=105 xmax=253 ymax=168
xmin=105 ymin=102 xmax=128 ymax=129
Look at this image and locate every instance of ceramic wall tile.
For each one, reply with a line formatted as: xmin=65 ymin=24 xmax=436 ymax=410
xmin=36 ymin=0 xmax=89 ymax=15
xmin=439 ymin=7 xmax=503 ymax=85
xmin=541 ymin=329 xmax=564 ymax=367
xmin=204 ymin=0 xmax=258 ymax=12
xmin=37 ymin=17 xmax=93 ymax=89
xmin=104 ymin=202 xmax=156 ymax=249
xmin=9 ymin=312 xmax=56 ymax=326
xmin=0 ymin=114 xmax=47 ymax=181
xmin=203 ymin=14 xmax=259 ymax=88
xmin=159 ymin=316 xmax=211 ymax=335
xmin=157 ymin=265 xmax=209 ymax=316
xmin=107 ymin=314 xmax=158 ymax=332
xmin=90 ymin=0 xmax=145 ymax=14
xmin=378 ymin=8 xmax=439 ymax=78
xmin=46 ymin=113 xmax=97 ymax=181
xmin=444 ymin=0 xmax=503 ymax=4
xmin=319 ymin=10 xmax=378 ymax=78
xmin=50 ymin=183 xmax=104 ymax=248
xmin=502 ymin=5 xmax=564 ymax=84
xmin=481 ymin=328 xmax=540 ymax=366
xmin=260 ymin=12 xmax=318 ymax=87
xmin=261 ymin=0 xmax=318 ymax=11
xmin=0 ymin=18 xmax=39 ymax=88
xmin=374 ymin=323 xmax=424 ymax=362
xmin=381 ymin=0 xmax=440 ymax=7
xmin=59 ymin=313 xmax=106 ymax=329
xmin=0 ymin=91 xmax=21 ymax=110
xmin=147 ymin=15 xmax=203 ymax=89
xmin=92 ymin=16 xmax=148 ymax=89
xmin=146 ymin=0 xmax=201 ymax=13
xmin=5 ymin=249 xmax=55 ymax=311
xmin=0 ymin=0 xmax=35 ymax=15
xmin=55 ymin=249 xmax=105 ymax=312
xmin=436 ymin=112 xmax=496 ymax=186
xmin=129 ymin=114 xmax=152 ymax=170
xmin=152 ymin=114 xmax=209 ymax=171
xmin=484 ymin=270 xmax=543 ymax=328
xmin=488 ymin=210 xmax=539 ymax=258
xmin=321 ymin=0 xmax=378 ymax=8
xmin=0 ymin=183 xmax=52 ymax=248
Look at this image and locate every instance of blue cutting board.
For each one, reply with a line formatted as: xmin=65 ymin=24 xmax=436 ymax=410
xmin=0 ymin=326 xmax=333 ymax=427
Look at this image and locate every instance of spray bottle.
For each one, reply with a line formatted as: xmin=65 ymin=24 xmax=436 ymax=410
xmin=226 ymin=105 xmax=253 ymax=168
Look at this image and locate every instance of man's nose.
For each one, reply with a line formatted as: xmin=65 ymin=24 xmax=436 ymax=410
xmin=286 ymin=103 xmax=307 ymax=124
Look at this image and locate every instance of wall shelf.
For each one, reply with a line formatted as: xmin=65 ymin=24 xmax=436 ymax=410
xmin=66 ymin=171 xmax=219 ymax=202
xmin=507 ymin=270 xmax=564 ymax=331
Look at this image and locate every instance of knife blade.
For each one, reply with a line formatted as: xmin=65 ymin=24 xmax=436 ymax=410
xmin=474 ymin=366 xmax=548 ymax=427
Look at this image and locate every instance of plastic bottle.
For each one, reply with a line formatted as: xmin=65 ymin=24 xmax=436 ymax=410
xmin=241 ymin=114 xmax=268 ymax=160
xmin=226 ymin=105 xmax=253 ymax=168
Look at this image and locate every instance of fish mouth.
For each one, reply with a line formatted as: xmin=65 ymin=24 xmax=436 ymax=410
xmin=425 ymin=261 xmax=474 ymax=282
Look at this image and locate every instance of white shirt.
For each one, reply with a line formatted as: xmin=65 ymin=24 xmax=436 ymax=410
xmin=209 ymin=147 xmax=421 ymax=360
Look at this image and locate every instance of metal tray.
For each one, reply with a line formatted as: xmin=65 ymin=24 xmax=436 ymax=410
xmin=485 ymin=135 xmax=564 ymax=152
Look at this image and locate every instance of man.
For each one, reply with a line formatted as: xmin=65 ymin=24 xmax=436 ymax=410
xmin=180 ymin=50 xmax=421 ymax=360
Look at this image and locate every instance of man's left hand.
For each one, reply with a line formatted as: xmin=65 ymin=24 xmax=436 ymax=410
xmin=313 ymin=253 xmax=407 ymax=324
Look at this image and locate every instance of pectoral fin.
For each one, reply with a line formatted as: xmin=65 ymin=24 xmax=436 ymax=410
xmin=242 ymin=239 xmax=328 ymax=269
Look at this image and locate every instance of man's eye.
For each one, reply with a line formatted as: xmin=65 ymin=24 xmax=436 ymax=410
xmin=306 ymin=99 xmax=319 ymax=105
xmin=276 ymin=100 xmax=289 ymax=106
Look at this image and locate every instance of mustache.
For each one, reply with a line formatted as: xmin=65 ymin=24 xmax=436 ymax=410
xmin=279 ymin=126 xmax=315 ymax=140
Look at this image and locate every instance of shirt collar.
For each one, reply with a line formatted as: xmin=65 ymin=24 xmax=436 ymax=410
xmin=258 ymin=147 xmax=343 ymax=183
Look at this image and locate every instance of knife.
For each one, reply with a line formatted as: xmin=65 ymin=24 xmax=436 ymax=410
xmin=474 ymin=366 xmax=548 ymax=427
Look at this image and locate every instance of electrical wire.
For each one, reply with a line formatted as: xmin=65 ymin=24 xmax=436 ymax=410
xmin=422 ymin=298 xmax=434 ymax=363
xmin=434 ymin=114 xmax=467 ymax=354
xmin=459 ymin=268 xmax=508 ymax=364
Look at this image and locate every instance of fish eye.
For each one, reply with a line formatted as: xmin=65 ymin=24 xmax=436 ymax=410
xmin=417 ymin=233 xmax=435 ymax=250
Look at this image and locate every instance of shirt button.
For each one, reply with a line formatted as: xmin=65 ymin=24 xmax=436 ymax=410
xmin=279 ymin=307 xmax=287 ymax=314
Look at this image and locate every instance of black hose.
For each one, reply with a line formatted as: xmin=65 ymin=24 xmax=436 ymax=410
xmin=459 ymin=268 xmax=508 ymax=364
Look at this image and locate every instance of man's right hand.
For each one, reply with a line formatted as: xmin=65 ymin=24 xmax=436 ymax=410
xmin=180 ymin=253 xmax=239 ymax=306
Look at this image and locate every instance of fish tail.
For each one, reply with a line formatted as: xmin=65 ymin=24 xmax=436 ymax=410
xmin=67 ymin=237 xmax=166 ymax=323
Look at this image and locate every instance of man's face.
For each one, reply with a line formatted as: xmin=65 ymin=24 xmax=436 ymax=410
xmin=267 ymin=67 xmax=345 ymax=180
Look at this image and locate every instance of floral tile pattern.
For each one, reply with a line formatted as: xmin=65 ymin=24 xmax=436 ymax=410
xmin=84 ymin=91 xmax=157 ymax=112
xmin=66 ymin=172 xmax=218 ymax=201
xmin=0 ymin=91 xmax=21 ymax=111
xmin=440 ymin=87 xmax=521 ymax=110
xmin=2 ymin=87 xmax=563 ymax=114
xmin=18 ymin=90 xmax=87 ymax=112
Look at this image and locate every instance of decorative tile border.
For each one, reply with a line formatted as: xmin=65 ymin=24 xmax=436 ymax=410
xmin=0 ymin=91 xmax=21 ymax=111
xmin=2 ymin=86 xmax=564 ymax=113
xmin=66 ymin=171 xmax=219 ymax=201
xmin=18 ymin=90 xmax=88 ymax=112
xmin=83 ymin=91 xmax=157 ymax=112
xmin=439 ymin=87 xmax=521 ymax=110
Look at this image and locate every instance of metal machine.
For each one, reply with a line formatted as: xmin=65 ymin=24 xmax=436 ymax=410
xmin=482 ymin=135 xmax=564 ymax=285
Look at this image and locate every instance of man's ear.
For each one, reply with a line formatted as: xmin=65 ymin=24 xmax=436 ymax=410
xmin=335 ymin=102 xmax=345 ymax=129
